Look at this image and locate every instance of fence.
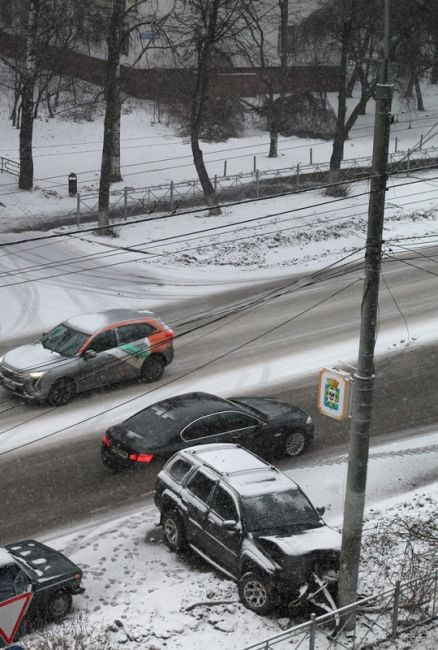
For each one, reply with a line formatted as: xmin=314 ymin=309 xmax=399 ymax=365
xmin=0 ymin=156 xmax=19 ymax=176
xmin=74 ymin=144 xmax=438 ymax=226
xmin=241 ymin=569 xmax=438 ymax=650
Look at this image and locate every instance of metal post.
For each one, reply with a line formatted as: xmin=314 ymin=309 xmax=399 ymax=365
xmin=338 ymin=0 xmax=393 ymax=627
xmin=214 ymin=174 xmax=217 ymax=194
xmin=170 ymin=180 xmax=174 ymax=211
xmin=395 ymin=136 xmax=398 ymax=152
xmin=256 ymin=169 xmax=259 ymax=198
xmin=223 ymin=160 xmax=227 ymax=177
xmin=308 ymin=613 xmax=316 ymax=650
xmin=391 ymin=581 xmax=401 ymax=637
xmin=296 ymin=163 xmax=300 ymax=189
xmin=253 ymin=155 xmax=257 ymax=173
xmin=407 ymin=149 xmax=410 ymax=175
xmin=76 ymin=193 xmax=80 ymax=227
xmin=310 ymin=147 xmax=313 ymax=165
xmin=123 ymin=186 xmax=128 ymax=220
xmin=419 ymin=134 xmax=423 ymax=149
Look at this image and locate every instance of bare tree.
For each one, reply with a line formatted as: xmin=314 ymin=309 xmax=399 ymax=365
xmin=1 ymin=0 xmax=92 ymax=189
xmin=166 ymin=0 xmax=255 ymax=215
xmin=97 ymin=0 xmax=171 ymax=232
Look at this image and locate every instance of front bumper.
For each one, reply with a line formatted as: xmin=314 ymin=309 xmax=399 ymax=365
xmin=0 ymin=368 xmax=43 ymax=400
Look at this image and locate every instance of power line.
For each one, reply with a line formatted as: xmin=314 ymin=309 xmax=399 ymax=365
xmin=0 ymin=275 xmax=362 ymax=457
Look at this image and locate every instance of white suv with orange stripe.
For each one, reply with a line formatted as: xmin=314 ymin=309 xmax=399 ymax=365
xmin=0 ymin=309 xmax=174 ymax=406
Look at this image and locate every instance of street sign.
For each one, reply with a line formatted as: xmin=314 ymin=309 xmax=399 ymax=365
xmin=0 ymin=592 xmax=32 ymax=645
xmin=317 ymin=368 xmax=353 ymax=420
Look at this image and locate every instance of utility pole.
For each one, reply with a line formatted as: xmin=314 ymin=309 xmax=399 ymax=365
xmin=337 ymin=0 xmax=393 ymax=627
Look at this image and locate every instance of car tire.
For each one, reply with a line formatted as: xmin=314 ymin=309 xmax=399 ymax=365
xmin=140 ymin=355 xmax=165 ymax=383
xmin=47 ymin=589 xmax=72 ymax=621
xmin=48 ymin=377 xmax=76 ymax=407
xmin=162 ymin=510 xmax=187 ymax=552
xmin=238 ymin=572 xmax=273 ymax=615
xmin=283 ymin=430 xmax=308 ymax=457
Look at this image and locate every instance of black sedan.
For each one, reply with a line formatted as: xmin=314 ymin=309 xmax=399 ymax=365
xmin=101 ymin=391 xmax=314 ymax=471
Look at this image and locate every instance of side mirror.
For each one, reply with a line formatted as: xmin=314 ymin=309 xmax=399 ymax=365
xmin=83 ymin=349 xmax=97 ymax=360
xmin=222 ymin=520 xmax=239 ymax=531
xmin=316 ymin=506 xmax=325 ymax=517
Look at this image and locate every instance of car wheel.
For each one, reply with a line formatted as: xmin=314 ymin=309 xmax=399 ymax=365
xmin=283 ymin=430 xmax=307 ymax=457
xmin=140 ymin=355 xmax=165 ymax=383
xmin=162 ymin=510 xmax=187 ymax=552
xmin=47 ymin=590 xmax=72 ymax=622
xmin=238 ymin=572 xmax=273 ymax=615
xmin=48 ymin=377 xmax=76 ymax=407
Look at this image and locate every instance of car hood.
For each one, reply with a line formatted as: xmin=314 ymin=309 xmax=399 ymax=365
xmin=3 ymin=343 xmax=64 ymax=372
xmin=5 ymin=540 xmax=81 ymax=581
xmin=257 ymin=525 xmax=341 ymax=557
xmin=232 ymin=397 xmax=304 ymax=420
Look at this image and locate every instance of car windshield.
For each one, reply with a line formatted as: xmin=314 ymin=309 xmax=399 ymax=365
xmin=242 ymin=489 xmax=320 ymax=532
xmin=40 ymin=324 xmax=89 ymax=357
xmin=125 ymin=402 xmax=179 ymax=444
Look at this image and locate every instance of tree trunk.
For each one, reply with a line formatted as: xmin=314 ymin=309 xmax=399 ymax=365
xmin=110 ymin=63 xmax=122 ymax=182
xmin=19 ymin=0 xmax=38 ymax=191
xmin=269 ymin=129 xmax=278 ymax=157
xmin=414 ymin=77 xmax=424 ymax=111
xmin=346 ymin=63 xmax=360 ymax=98
xmin=279 ymin=0 xmax=288 ymax=98
xmin=189 ymin=2 xmax=221 ymax=216
xmin=431 ymin=30 xmax=438 ymax=84
xmin=98 ymin=0 xmax=124 ymax=233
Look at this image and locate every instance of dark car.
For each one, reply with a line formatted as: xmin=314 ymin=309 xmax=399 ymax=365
xmin=0 ymin=540 xmax=84 ymax=632
xmin=154 ymin=443 xmax=341 ymax=615
xmin=0 ymin=308 xmax=174 ymax=406
xmin=101 ymin=391 xmax=314 ymax=471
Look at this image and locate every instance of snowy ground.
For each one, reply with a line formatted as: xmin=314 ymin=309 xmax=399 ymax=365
xmin=25 ymin=428 xmax=438 ymax=650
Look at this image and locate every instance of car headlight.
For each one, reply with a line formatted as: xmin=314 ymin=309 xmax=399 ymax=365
xmin=0 ymin=355 xmax=3 ymax=365
xmin=306 ymin=415 xmax=313 ymax=425
xmin=29 ymin=371 xmax=45 ymax=379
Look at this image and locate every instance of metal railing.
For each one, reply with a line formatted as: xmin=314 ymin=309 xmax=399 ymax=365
xmin=0 ymin=156 xmax=19 ymax=176
xmin=241 ymin=569 xmax=438 ymax=650
xmin=73 ymin=144 xmax=438 ymax=226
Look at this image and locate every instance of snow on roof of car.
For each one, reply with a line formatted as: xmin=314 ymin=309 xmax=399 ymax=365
xmin=64 ymin=308 xmax=158 ymax=334
xmin=0 ymin=546 xmax=15 ymax=567
xmin=188 ymin=443 xmax=268 ymax=474
xmin=227 ymin=468 xmax=297 ymax=496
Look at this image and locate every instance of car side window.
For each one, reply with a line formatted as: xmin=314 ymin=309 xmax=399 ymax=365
xmin=218 ymin=412 xmax=259 ymax=431
xmin=182 ymin=416 xmax=223 ymax=441
xmin=0 ymin=565 xmax=19 ymax=599
xmin=117 ymin=322 xmax=156 ymax=345
xmin=87 ymin=329 xmax=117 ymax=353
xmin=210 ymin=486 xmax=239 ymax=521
xmin=166 ymin=458 xmax=192 ymax=483
xmin=186 ymin=470 xmax=216 ymax=503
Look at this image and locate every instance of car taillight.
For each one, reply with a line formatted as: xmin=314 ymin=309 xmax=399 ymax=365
xmin=129 ymin=452 xmax=155 ymax=463
xmin=163 ymin=330 xmax=174 ymax=339
xmin=102 ymin=435 xmax=111 ymax=447
xmin=73 ymin=573 xmax=81 ymax=581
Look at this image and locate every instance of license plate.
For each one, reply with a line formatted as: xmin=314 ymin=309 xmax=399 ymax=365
xmin=112 ymin=447 xmax=128 ymax=459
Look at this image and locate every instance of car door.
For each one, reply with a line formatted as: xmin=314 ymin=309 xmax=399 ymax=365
xmin=115 ymin=322 xmax=156 ymax=379
xmin=182 ymin=469 xmax=217 ymax=548
xmin=204 ymin=483 xmax=242 ymax=574
xmin=78 ymin=328 xmax=119 ymax=389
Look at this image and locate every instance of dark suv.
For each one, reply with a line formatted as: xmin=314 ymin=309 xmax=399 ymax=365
xmin=154 ymin=443 xmax=341 ymax=615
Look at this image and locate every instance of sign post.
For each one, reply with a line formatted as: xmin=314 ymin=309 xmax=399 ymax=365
xmin=317 ymin=368 xmax=353 ymax=421
xmin=0 ymin=592 xmax=32 ymax=646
